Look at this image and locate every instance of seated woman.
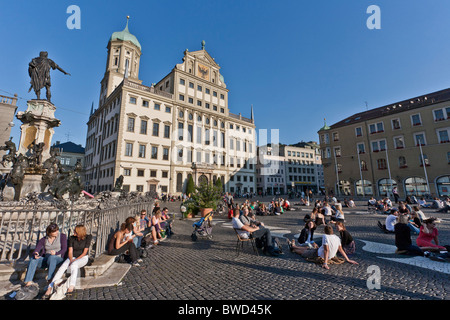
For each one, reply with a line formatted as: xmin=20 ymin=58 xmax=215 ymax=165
xmin=408 ymin=211 xmax=421 ymax=235
xmin=416 ymin=217 xmax=448 ymax=252
xmin=412 ymin=206 xmax=427 ymax=222
xmin=125 ymin=216 xmax=144 ymax=249
xmin=335 ymin=222 xmax=355 ymax=256
xmin=160 ymin=207 xmax=174 ymax=236
xmin=108 ymin=222 xmax=141 ymax=266
xmin=394 ymin=214 xmax=424 ymax=256
xmin=44 ymin=225 xmax=92 ymax=298
xmin=151 ymin=210 xmax=164 ymax=244
xmin=297 ymin=219 xmax=318 ymax=248
xmin=24 ymin=223 xmax=67 ymax=288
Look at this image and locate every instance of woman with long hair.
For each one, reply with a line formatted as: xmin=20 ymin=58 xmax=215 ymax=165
xmin=24 ymin=223 xmax=67 ymax=288
xmin=416 ymin=217 xmax=447 ymax=251
xmin=335 ymin=221 xmax=356 ymax=256
xmin=45 ymin=225 xmax=92 ymax=298
xmin=108 ymin=222 xmax=141 ymax=266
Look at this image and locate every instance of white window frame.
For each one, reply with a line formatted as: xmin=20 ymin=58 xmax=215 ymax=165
xmin=391 ymin=118 xmax=401 ymax=130
xmin=411 ymin=113 xmax=422 ymax=127
xmin=371 ymin=139 xmax=387 ymax=152
xmin=393 ymin=135 xmax=405 ymax=149
xmin=436 ymin=127 xmax=450 ymax=143
xmin=414 ymin=132 xmax=427 ymax=146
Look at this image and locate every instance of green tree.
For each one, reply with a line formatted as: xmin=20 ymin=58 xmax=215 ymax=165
xmin=186 ymin=175 xmax=195 ymax=197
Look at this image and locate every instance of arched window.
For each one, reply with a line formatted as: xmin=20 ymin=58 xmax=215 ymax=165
xmin=378 ymin=179 xmax=397 ymax=197
xmin=176 ymin=173 xmax=183 ymax=193
xmin=355 ymin=180 xmax=373 ymax=196
xmin=436 ymin=175 xmax=450 ymax=197
xmin=404 ymin=177 xmax=429 ymax=196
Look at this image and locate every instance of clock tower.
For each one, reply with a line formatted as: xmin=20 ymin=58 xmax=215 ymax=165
xmin=99 ymin=17 xmax=142 ymax=105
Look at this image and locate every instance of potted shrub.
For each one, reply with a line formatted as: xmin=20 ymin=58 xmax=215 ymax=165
xmin=191 ymin=181 xmax=223 ymax=218
xmin=181 ymin=198 xmax=199 ymax=219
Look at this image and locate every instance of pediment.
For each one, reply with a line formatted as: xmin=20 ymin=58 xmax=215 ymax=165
xmin=186 ymin=50 xmax=220 ymax=69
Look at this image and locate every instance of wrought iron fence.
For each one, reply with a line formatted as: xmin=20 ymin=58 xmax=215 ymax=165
xmin=0 ymin=201 xmax=153 ymax=263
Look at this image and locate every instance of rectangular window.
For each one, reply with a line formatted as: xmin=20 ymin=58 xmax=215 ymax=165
xmin=125 ymin=143 xmax=133 ymax=156
xmin=151 ymin=146 xmax=158 ymax=159
xmin=162 ymin=171 xmax=168 ymax=178
xmin=205 ymin=103 xmax=210 ymax=109
xmin=411 ymin=114 xmax=422 ymax=126
xmin=188 ymin=97 xmax=194 ymax=104
xmin=205 ymin=88 xmax=210 ymax=94
xmin=137 ymin=170 xmax=145 ymax=177
xmin=392 ymin=118 xmax=401 ymax=130
xmin=178 ymin=122 xmax=184 ymax=140
xmin=205 ymin=128 xmax=210 ymax=145
xmin=394 ymin=136 xmax=405 ymax=149
xmin=165 ymin=106 xmax=171 ymax=113
xmin=377 ymin=159 xmax=387 ymax=170
xmin=150 ymin=170 xmax=157 ymax=177
xmin=196 ymin=126 xmax=202 ymax=144
xmin=164 ymin=125 xmax=170 ymax=138
xmin=152 ymin=122 xmax=159 ymax=136
xmin=140 ymin=120 xmax=147 ymax=134
xmin=189 ymin=82 xmax=194 ymax=89
xmin=197 ymin=85 xmax=202 ymax=91
xmin=129 ymin=97 xmax=137 ymax=104
xmin=213 ymin=91 xmax=217 ymax=97
xmin=434 ymin=109 xmax=445 ymax=121
xmin=197 ymin=100 xmax=202 ymax=106
xmin=188 ymin=124 xmax=193 ymax=142
xmin=355 ymin=127 xmax=363 ymax=137
xmin=179 ymin=94 xmax=185 ymax=101
xmin=163 ymin=148 xmax=169 ymax=161
xmin=180 ymin=78 xmax=185 ymax=85
xmin=138 ymin=144 xmax=146 ymax=158
xmin=154 ymin=103 xmax=160 ymax=111
xmin=123 ymin=168 xmax=131 ymax=176
xmin=220 ymin=94 xmax=225 ymax=100
xmin=414 ymin=133 xmax=426 ymax=146
xmin=332 ymin=132 xmax=339 ymax=141
xmin=437 ymin=128 xmax=450 ymax=143
xmin=136 ymin=185 xmax=144 ymax=192
xmin=420 ymin=154 xmax=430 ymax=166
xmin=127 ymin=117 xmax=135 ymax=132
xmin=142 ymin=100 xmax=149 ymax=107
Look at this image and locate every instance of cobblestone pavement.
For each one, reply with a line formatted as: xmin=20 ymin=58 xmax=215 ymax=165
xmin=70 ymin=198 xmax=450 ymax=300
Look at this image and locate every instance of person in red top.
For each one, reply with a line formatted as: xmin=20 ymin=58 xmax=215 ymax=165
xmin=416 ymin=217 xmax=447 ymax=251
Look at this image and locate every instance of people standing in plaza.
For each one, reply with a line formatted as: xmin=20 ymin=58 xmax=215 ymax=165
xmin=44 ymin=225 xmax=92 ymax=298
xmin=108 ymin=222 xmax=141 ymax=266
xmin=392 ymin=187 xmax=399 ymax=204
xmin=24 ymin=223 xmax=67 ymax=287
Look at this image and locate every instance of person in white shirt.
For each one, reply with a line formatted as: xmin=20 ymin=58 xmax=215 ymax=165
xmin=377 ymin=209 xmax=399 ymax=233
xmin=288 ymin=225 xmax=358 ymax=270
xmin=231 ymin=209 xmax=277 ymax=255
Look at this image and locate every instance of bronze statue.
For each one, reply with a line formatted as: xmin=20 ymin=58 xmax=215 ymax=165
xmin=41 ymin=148 xmax=62 ymax=192
xmin=10 ymin=154 xmax=28 ymax=201
xmin=0 ymin=137 xmax=17 ymax=167
xmin=48 ymin=160 xmax=83 ymax=200
xmin=114 ymin=175 xmax=124 ymax=191
xmin=28 ymin=51 xmax=70 ymax=102
xmin=27 ymin=140 xmax=45 ymax=167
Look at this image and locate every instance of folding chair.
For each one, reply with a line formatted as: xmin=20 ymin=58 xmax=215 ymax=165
xmin=233 ymin=228 xmax=258 ymax=257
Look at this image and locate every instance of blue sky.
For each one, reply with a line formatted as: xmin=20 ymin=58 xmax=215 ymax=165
xmin=2 ymin=1 xmax=450 ymax=147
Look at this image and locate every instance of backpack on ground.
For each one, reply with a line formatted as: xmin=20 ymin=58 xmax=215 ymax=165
xmin=13 ymin=284 xmax=39 ymax=300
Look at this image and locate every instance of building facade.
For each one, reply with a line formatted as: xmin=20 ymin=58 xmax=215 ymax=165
xmin=318 ymin=88 xmax=450 ymax=198
xmin=256 ymin=142 xmax=324 ymax=196
xmin=84 ymin=21 xmax=256 ymax=195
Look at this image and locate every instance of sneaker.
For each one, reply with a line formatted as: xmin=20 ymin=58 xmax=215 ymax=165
xmin=132 ymin=262 xmax=140 ymax=267
xmin=137 ymin=258 xmax=143 ymax=263
xmin=424 ymin=251 xmax=431 ymax=258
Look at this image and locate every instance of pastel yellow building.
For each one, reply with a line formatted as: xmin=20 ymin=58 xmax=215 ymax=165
xmin=318 ymin=88 xmax=450 ymax=199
